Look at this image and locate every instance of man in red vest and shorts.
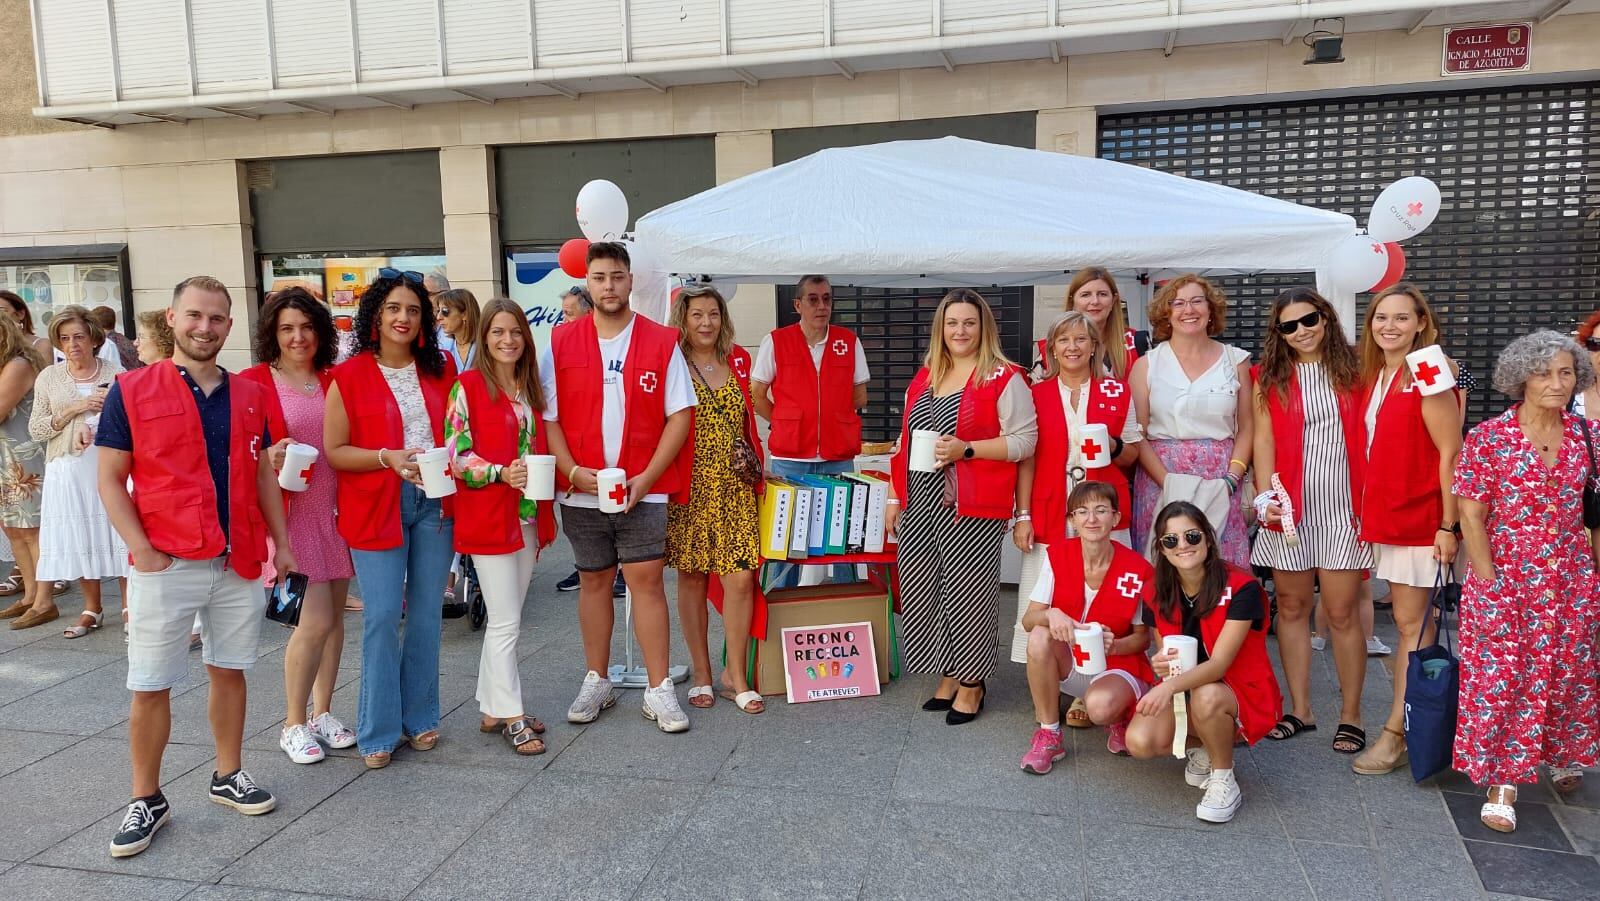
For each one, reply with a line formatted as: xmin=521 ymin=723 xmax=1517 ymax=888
xmin=752 ymin=275 xmax=870 ymax=585
xmin=540 ymin=243 xmax=696 ymax=733
xmin=97 ymin=276 xmax=295 ymax=858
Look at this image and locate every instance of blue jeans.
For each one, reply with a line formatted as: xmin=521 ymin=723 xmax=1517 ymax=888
xmin=767 ymin=457 xmax=858 ymax=589
xmin=351 ymin=483 xmax=455 ymax=755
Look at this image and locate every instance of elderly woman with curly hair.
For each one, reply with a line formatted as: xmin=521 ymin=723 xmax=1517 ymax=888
xmin=1574 ymin=309 xmax=1600 ymax=419
xmin=1453 ymin=329 xmax=1599 ymax=834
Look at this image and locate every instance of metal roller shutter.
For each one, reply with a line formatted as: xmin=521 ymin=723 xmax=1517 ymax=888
xmin=775 ymin=286 xmax=1033 ymax=442
xmin=1099 ymin=82 xmax=1600 ymax=426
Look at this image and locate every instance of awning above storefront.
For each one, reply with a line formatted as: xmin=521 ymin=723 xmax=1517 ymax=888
xmin=635 ymin=136 xmax=1358 ymax=286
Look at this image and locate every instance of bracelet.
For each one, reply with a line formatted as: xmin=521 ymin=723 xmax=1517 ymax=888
xmin=1013 ymin=514 xmax=1032 ymax=523
xmin=1229 ymin=458 xmax=1247 ymax=471
xmin=568 ymin=464 xmax=581 ymax=483
xmin=885 ymin=498 xmax=901 ymax=506
xmin=1111 ymin=437 xmax=1125 ymax=459
xmin=377 ymin=448 xmax=388 ymax=469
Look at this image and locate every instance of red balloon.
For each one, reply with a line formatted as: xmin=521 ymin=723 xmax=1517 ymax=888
xmin=558 ymin=238 xmax=590 ymax=278
xmin=1371 ymin=242 xmax=1405 ymax=292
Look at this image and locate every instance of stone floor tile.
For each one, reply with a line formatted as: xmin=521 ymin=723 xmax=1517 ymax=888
xmin=861 ymin=801 xmax=1085 ymax=900
xmin=0 ymin=658 xmax=145 ymax=736
xmin=0 ymin=863 xmax=194 ymax=899
xmin=0 ymin=643 xmax=122 ymax=708
xmin=719 ymin=688 xmax=907 ymax=795
xmin=0 ymin=727 xmax=80 ymax=778
xmin=1082 ymin=820 xmax=1313 ymax=900
xmin=1553 ymin=804 xmax=1600 ymax=857
xmin=1464 ymin=841 xmax=1600 ymax=901
xmin=545 ymin=682 xmax=754 ymax=784
xmin=1372 ymin=826 xmax=1487 ymax=901
xmin=1293 ymin=840 xmax=1385 ymax=901
xmin=1445 ymin=792 xmax=1573 ymax=852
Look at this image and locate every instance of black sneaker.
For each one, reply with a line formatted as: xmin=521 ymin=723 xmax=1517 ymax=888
xmin=109 ymin=793 xmax=170 ymax=858
xmin=556 ymin=570 xmax=581 ymax=592
xmin=612 ymin=572 xmax=627 ymax=598
xmin=208 ymin=768 xmax=276 ymax=815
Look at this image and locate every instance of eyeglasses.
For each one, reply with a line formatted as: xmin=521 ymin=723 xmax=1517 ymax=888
xmin=1275 ymin=309 xmax=1323 ymax=335
xmin=378 ymin=267 xmax=425 ymax=286
xmin=1158 ymin=529 xmax=1205 ymax=549
xmin=1071 ymin=505 xmax=1115 ymax=518
xmin=1586 ymin=336 xmax=1600 ymax=352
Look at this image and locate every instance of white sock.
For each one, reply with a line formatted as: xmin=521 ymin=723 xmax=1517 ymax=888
xmin=1211 ymin=767 xmax=1234 ymax=784
xmin=1042 ymin=721 xmax=1061 ymax=732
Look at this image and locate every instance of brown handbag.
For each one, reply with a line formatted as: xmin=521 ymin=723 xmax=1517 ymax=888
xmin=689 ymin=361 xmax=761 ymax=488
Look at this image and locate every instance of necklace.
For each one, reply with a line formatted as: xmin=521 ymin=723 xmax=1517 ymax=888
xmin=691 ymin=355 xmax=718 ymax=374
xmin=273 ymin=364 xmax=317 ymax=394
xmin=68 ymin=360 xmax=100 ymax=382
xmin=1521 ymin=417 xmax=1561 ymax=453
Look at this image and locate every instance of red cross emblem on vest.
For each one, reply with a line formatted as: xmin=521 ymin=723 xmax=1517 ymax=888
xmin=732 ymin=356 xmax=747 ymax=378
xmin=1414 ymin=360 xmax=1442 ymax=388
xmin=1080 ymin=436 xmax=1103 ymax=461
xmin=249 ymin=436 xmax=260 ymax=461
xmin=1100 ymin=379 xmax=1124 ymax=399
xmin=1071 ymin=643 xmax=1091 ymax=668
xmin=1116 ymin=572 xmax=1143 ymax=599
xmin=607 ymin=480 xmax=628 ymax=507
xmin=1124 ymin=331 xmax=1137 ymax=351
xmin=639 ymin=372 xmax=658 ymax=393
xmin=831 ymin=339 xmax=848 ymax=356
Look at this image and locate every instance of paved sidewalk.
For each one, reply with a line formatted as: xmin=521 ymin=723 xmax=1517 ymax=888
xmin=1 ymin=545 xmax=1596 ymax=900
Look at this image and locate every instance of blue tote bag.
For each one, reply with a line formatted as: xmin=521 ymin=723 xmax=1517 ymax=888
xmin=1405 ymin=567 xmax=1460 ymax=783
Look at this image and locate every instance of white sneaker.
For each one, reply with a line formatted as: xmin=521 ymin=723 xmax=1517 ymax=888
xmin=567 ymin=670 xmax=617 ymax=724
xmin=1196 ymin=772 xmax=1242 ymax=823
xmin=642 ymin=678 xmax=690 ymax=733
xmin=1184 ymin=747 xmax=1213 ymax=787
xmin=1366 ymin=637 xmax=1392 ymax=657
xmin=308 ymin=711 xmax=356 ymax=749
xmin=1310 ymin=634 xmax=1326 ymax=651
xmin=279 ymin=723 xmax=324 ymax=764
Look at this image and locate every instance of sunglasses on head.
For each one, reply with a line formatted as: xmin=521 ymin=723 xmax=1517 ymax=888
xmin=1159 ymin=529 xmax=1205 ymax=549
xmin=378 ymin=267 xmax=425 ymax=286
xmin=1275 ymin=309 xmax=1323 ymax=335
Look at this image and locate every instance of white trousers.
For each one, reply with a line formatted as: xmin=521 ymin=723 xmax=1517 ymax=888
xmin=474 ymin=524 xmax=538 ymax=718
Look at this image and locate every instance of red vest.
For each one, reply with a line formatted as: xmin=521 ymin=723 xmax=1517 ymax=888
xmin=237 ymin=363 xmax=334 ymax=518
xmin=1254 ymin=364 xmax=1367 ymax=536
xmin=670 ymin=344 xmax=765 ymax=505
xmin=890 ymin=363 xmax=1025 ymax=520
xmin=549 ymin=313 xmax=686 ymax=495
xmin=766 ymin=324 xmax=863 ymax=460
xmin=119 ymin=360 xmax=270 ymax=580
xmin=1044 ymin=538 xmax=1156 ymax=684
xmin=1146 ymin=566 xmax=1284 ymax=745
xmin=450 ymin=370 xmax=557 ymax=556
xmin=1360 ymin=375 xmax=1460 ymax=546
xmin=330 ymin=351 xmax=457 ymax=551
xmin=1029 ymin=376 xmax=1133 ymax=539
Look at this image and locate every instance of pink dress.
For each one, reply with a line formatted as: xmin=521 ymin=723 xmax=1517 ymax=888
xmin=274 ymin=377 xmax=353 ymax=583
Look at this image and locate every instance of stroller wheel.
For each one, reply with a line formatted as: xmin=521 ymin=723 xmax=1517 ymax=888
xmin=470 ymin=588 xmax=486 ymax=631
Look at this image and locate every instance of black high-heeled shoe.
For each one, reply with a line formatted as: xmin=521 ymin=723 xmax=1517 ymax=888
xmin=921 ymin=696 xmax=954 ymax=711
xmin=945 ymin=680 xmax=986 ymax=725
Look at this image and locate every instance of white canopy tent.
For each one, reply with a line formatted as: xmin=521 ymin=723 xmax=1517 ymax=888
xmin=633 ymin=137 xmax=1364 ymax=334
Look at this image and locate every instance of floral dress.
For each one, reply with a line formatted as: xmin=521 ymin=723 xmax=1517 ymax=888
xmin=1451 ymin=406 xmax=1600 ymax=785
xmin=665 ymin=375 xmax=759 ymax=574
xmin=0 ymin=385 xmax=43 ymax=528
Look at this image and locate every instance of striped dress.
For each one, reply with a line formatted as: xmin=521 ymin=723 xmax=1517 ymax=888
xmin=1251 ymin=362 xmax=1373 ymax=572
xmin=896 ymin=389 xmax=1009 ymax=682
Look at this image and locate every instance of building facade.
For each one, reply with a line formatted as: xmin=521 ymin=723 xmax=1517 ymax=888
xmin=1 ymin=0 xmax=1596 ymax=428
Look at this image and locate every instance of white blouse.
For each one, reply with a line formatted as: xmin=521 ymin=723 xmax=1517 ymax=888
xmin=378 ymin=361 xmax=435 ymax=452
xmin=1144 ymin=342 xmax=1251 ymax=441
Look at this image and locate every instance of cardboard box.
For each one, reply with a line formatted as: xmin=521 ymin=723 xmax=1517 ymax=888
xmin=749 ymin=581 xmax=895 ymax=696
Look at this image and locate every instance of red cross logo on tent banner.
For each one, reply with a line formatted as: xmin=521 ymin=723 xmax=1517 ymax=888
xmin=1116 ymin=572 xmax=1144 ymax=600
xmin=831 ymin=339 xmax=849 ymax=356
xmin=1080 ymin=436 xmax=1104 ymax=461
xmin=1414 ymin=360 xmax=1443 ymax=388
xmin=639 ymin=372 xmax=658 ymax=394
xmin=1100 ymin=379 xmax=1124 ymax=399
xmin=607 ymin=481 xmax=628 ymax=508
xmin=1071 ymin=643 xmax=1091 ymax=668
xmin=1407 ymin=201 xmax=1424 ymax=217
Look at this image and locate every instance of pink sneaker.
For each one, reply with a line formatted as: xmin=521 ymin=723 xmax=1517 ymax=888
xmin=1107 ymin=721 xmax=1129 ymax=756
xmin=1020 ymin=726 xmax=1066 ymax=775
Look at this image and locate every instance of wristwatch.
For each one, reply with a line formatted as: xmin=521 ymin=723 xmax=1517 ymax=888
xmin=962 ymin=442 xmax=975 ymax=459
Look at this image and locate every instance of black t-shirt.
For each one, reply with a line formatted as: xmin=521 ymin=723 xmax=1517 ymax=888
xmin=1144 ymin=582 xmax=1264 ymax=663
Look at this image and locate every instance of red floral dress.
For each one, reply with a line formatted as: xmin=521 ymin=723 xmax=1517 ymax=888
xmin=1451 ymin=407 xmax=1600 ymax=785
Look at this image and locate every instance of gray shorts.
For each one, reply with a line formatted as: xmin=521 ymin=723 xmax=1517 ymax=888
xmin=561 ymin=502 xmax=668 ymax=572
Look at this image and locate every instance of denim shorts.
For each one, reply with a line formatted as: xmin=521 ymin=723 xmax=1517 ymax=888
xmin=561 ymin=502 xmax=667 ymax=571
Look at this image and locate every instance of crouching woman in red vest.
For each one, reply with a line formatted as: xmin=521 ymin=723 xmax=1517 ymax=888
xmin=1128 ymin=501 xmax=1283 ymax=824
xmin=888 ymin=289 xmax=1038 ymax=725
xmin=324 ymin=270 xmax=458 ymax=769
xmin=446 ymin=299 xmax=556 ymax=756
xmin=1017 ymin=481 xmax=1153 ymax=776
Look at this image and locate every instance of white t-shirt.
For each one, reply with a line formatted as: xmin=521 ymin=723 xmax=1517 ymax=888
xmin=540 ymin=316 xmax=696 ymax=507
xmin=1057 ymin=379 xmax=1143 ymax=469
xmin=1026 ymin=553 xmax=1145 ymax=624
xmin=752 ymin=329 xmax=871 ymax=462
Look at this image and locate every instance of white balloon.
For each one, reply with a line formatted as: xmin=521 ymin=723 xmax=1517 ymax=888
xmin=1366 ymin=176 xmax=1441 ymax=243
xmin=1329 ymin=234 xmax=1391 ymax=293
xmin=575 ymin=179 xmax=629 ymax=241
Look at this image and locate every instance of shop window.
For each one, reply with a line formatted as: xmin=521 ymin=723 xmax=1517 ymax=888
xmin=0 ymin=244 xmax=133 ymax=336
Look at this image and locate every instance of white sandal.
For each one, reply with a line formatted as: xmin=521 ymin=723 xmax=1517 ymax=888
xmin=63 ymin=609 xmax=102 ymax=639
xmin=719 ymin=687 xmax=765 ymax=714
xmin=686 ymin=684 xmax=715 ymax=709
xmin=1550 ymin=766 xmax=1584 ymax=794
xmin=1480 ymin=785 xmax=1518 ymax=833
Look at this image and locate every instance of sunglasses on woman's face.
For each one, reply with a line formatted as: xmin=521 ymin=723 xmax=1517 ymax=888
xmin=1159 ymin=529 xmax=1205 ymax=549
xmin=1586 ymin=336 xmax=1600 ymax=353
xmin=1275 ymin=309 xmax=1323 ymax=335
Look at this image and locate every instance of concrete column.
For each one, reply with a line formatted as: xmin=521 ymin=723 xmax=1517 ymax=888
xmin=714 ymin=130 xmax=775 ymax=353
xmin=1034 ymin=106 xmax=1102 ymax=333
xmin=439 ymin=145 xmax=501 ymax=302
